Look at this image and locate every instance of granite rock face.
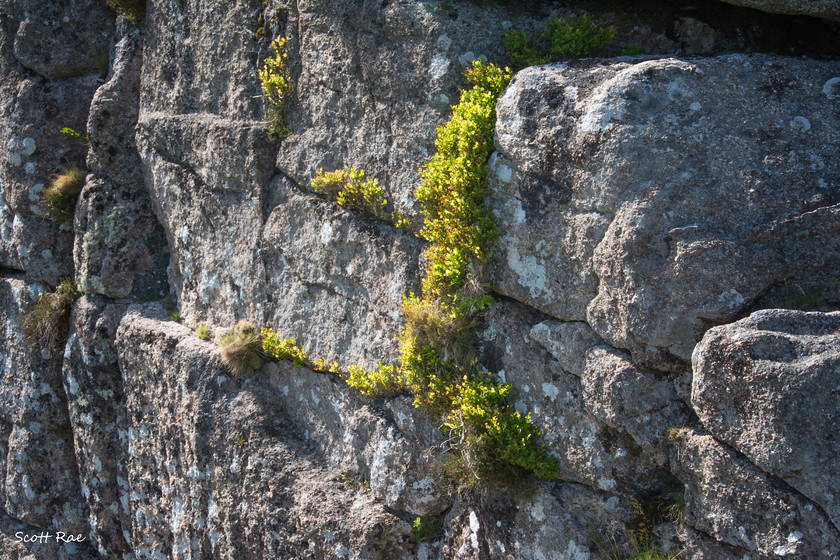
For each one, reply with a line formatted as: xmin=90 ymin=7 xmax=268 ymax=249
xmin=490 ymin=55 xmax=840 ymax=361
xmin=62 ymin=297 xmax=131 ymax=557
xmin=720 ymin=0 xmax=840 ymax=21
xmin=692 ymin=309 xmax=840 ymax=532
xmin=0 ymin=278 xmax=87 ymax=535
xmin=0 ymin=0 xmax=837 ymax=558
xmin=261 ymin=177 xmax=424 ymax=368
xmin=671 ymin=428 xmax=840 ymax=558
xmin=115 ymin=307 xmax=416 ymax=559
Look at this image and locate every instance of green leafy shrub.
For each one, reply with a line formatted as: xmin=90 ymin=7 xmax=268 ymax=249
xmin=60 ymin=127 xmax=89 ymax=146
xmin=324 ymin=61 xmax=557 ymax=486
xmin=504 ymin=29 xmax=550 ymax=69
xmin=105 ymin=0 xmax=146 ymax=24
xmin=394 ymin=60 xmax=558 ymax=484
xmin=219 ymin=321 xmax=265 ymax=376
xmin=312 ymin=167 xmax=389 ymax=220
xmin=346 ymin=363 xmax=401 ymax=398
xmin=544 ymin=14 xmax=615 ymax=60
xmin=259 ymin=36 xmax=292 ymax=141
xmin=504 ymin=14 xmax=615 ymax=70
xmin=415 ymin=60 xmax=509 ymax=303
xmin=20 ymin=278 xmax=80 ymax=352
xmin=43 ymin=165 xmax=84 ymax=229
xmin=445 ymin=376 xmax=560 ymax=481
xmin=261 ymin=327 xmax=308 ymax=367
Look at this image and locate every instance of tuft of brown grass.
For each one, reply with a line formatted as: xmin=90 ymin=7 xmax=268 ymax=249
xmin=20 ymin=278 xmax=80 ymax=353
xmin=43 ymin=165 xmax=84 ymax=227
xmin=402 ymin=297 xmax=477 ymax=367
xmin=219 ymin=321 xmax=264 ymax=376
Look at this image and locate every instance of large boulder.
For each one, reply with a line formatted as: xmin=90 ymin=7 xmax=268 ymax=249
xmin=114 ymin=307 xmax=418 ymax=558
xmin=692 ymin=309 xmax=840 ymax=532
xmin=7 ymin=0 xmax=114 ymax=80
xmin=719 ymin=0 xmax=840 ymax=21
xmin=489 ymin=54 xmax=840 ymax=362
xmin=671 ymin=428 xmax=840 ymax=558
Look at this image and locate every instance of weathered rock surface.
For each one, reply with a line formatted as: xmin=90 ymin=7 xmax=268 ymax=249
xmin=7 ymin=0 xmax=114 ymax=80
xmin=62 ymin=297 xmax=131 ymax=557
xmin=280 ymin=0 xmax=545 ymax=215
xmin=115 ymin=307 xmax=417 ymax=559
xmin=671 ymin=428 xmax=840 ymax=558
xmin=265 ymin=361 xmax=446 ymax=517
xmin=261 ymin=176 xmax=423 ymax=368
xmin=0 ymin=199 xmax=75 ymax=287
xmin=0 ymin=0 xmax=837 ymax=557
xmin=692 ymin=309 xmax=840 ymax=532
xmin=720 ymin=0 xmax=840 ymax=21
xmin=73 ymin=176 xmax=168 ymax=300
xmin=440 ymin=485 xmax=634 ymax=560
xmin=583 ymin=346 xmax=689 ymax=464
xmin=479 ymin=302 xmax=672 ymax=495
xmin=490 ymin=54 xmax=840 ymax=361
xmin=135 ymin=113 xmax=275 ymax=325
xmin=0 ymin=277 xmax=87 ymax=535
xmin=86 ymin=24 xmax=144 ymax=188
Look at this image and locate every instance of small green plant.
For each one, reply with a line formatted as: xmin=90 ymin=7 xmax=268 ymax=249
xmin=621 ymin=44 xmax=646 ymax=56
xmin=411 ymin=515 xmax=443 ymax=543
xmin=261 ymin=327 xmax=308 ymax=367
xmin=60 ymin=127 xmax=89 ymax=146
xmin=259 ymin=35 xmax=292 ymax=141
xmin=346 ymin=363 xmax=401 ymax=398
xmin=771 ymin=280 xmax=824 ymax=311
xmin=311 ymin=167 xmax=389 ymax=220
xmin=105 ymin=0 xmax=146 ymax=24
xmin=219 ymin=321 xmax=265 ymax=376
xmin=313 ymin=357 xmax=342 ymax=375
xmin=504 ymin=29 xmax=550 ymax=69
xmin=20 ymin=278 xmax=80 ymax=352
xmin=43 ymin=165 xmax=84 ymax=228
xmin=544 ymin=14 xmax=615 ymax=59
xmin=169 ymin=310 xmax=181 ymax=322
xmin=391 ymin=211 xmax=414 ymax=232
xmin=504 ymin=14 xmax=615 ymax=70
xmin=338 ymin=471 xmax=370 ymax=492
xmin=195 ymin=323 xmax=210 ymax=340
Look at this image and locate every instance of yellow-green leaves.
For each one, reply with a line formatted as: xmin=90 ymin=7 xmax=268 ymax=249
xmin=312 ymin=167 xmax=389 ymax=220
xmin=262 ymin=327 xmax=308 ymax=367
xmin=259 ymin=36 xmax=292 ymax=141
xmin=415 ymin=60 xmax=511 ymax=303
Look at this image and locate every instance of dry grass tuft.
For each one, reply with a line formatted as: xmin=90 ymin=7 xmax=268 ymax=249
xmin=219 ymin=320 xmax=264 ymax=376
